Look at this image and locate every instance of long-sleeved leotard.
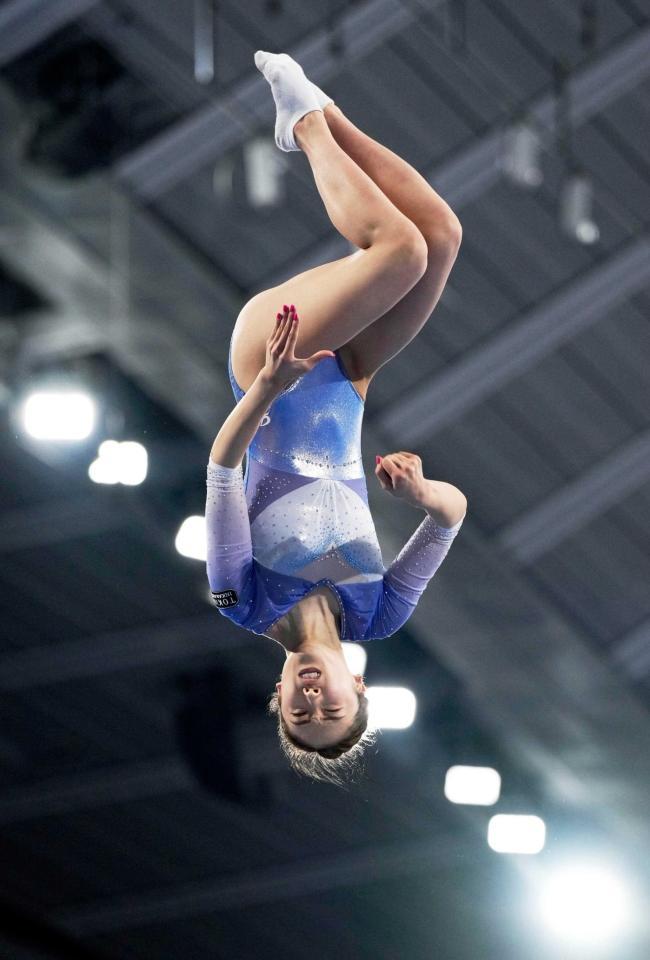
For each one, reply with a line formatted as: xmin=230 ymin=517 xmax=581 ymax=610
xmin=205 ymin=339 xmax=464 ymax=641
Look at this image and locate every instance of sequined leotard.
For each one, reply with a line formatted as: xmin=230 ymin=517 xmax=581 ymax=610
xmin=204 ymin=340 xmax=464 ymax=641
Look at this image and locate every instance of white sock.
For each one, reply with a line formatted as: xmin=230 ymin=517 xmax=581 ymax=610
xmin=308 ymin=80 xmax=334 ymax=111
xmin=272 ymin=53 xmax=335 ymax=112
xmin=254 ymin=50 xmax=323 ymax=152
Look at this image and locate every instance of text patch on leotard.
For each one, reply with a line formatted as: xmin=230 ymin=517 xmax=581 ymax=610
xmin=211 ymin=589 xmax=239 ymax=608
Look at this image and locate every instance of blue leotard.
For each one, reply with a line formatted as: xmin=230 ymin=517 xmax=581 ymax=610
xmin=204 ymin=339 xmax=464 ymax=641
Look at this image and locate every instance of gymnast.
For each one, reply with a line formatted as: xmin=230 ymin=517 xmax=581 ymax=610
xmin=205 ymin=51 xmax=467 ymax=786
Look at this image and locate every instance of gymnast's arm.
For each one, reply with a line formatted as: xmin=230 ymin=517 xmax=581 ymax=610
xmin=205 ymin=460 xmax=253 ymax=603
xmin=383 ymin=480 xmax=467 ymax=607
xmin=210 ymin=369 xmax=284 ymax=468
xmin=206 ymin=371 xmax=284 ymax=602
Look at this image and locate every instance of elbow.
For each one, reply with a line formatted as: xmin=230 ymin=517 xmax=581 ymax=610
xmin=440 ymin=487 xmax=467 ymax=527
xmin=209 ymin=441 xmax=243 ymax=470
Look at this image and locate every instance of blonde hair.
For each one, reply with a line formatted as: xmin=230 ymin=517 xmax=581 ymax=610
xmin=267 ymin=679 xmax=378 ymax=789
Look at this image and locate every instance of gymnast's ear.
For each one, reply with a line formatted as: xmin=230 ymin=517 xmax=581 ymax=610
xmin=275 ymin=682 xmax=281 ymax=694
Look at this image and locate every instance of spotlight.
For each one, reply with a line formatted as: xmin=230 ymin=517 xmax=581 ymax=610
xmin=503 ymin=120 xmax=543 ymax=188
xmin=560 ymin=170 xmax=600 ymax=244
xmin=20 ymin=389 xmax=97 ymax=441
xmin=88 ymin=440 xmax=148 ymax=486
xmin=365 ymin=686 xmax=416 ymax=731
xmin=487 ymin=814 xmax=546 ymax=854
xmin=176 ymin=515 xmax=206 ymax=561
xmin=444 ymin=765 xmax=501 ymax=805
xmin=342 ymin=641 xmax=367 ymax=677
xmin=536 ymin=859 xmax=637 ymax=948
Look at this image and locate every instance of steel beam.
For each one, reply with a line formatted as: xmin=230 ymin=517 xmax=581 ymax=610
xmin=83 ymin=4 xmax=202 ymax=112
xmin=0 ymin=0 xmax=100 ymax=67
xmin=611 ymin=617 xmax=650 ymax=680
xmin=378 ymin=236 xmax=650 ymax=442
xmin=0 ymin=171 xmax=236 ymax=443
xmin=116 ymin=0 xmax=445 ymax=198
xmin=273 ymin=24 xmax=650 ymax=283
xmin=496 ymin=428 xmax=650 ymax=564
xmin=0 ymin=614 xmax=250 ymax=690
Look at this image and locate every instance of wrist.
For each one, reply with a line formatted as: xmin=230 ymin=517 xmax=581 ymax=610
xmin=255 ymin=369 xmax=287 ymax=397
xmin=407 ymin=478 xmax=432 ymax=511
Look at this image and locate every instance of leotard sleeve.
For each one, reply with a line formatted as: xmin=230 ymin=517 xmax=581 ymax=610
xmin=205 ymin=460 xmax=253 ymax=611
xmin=380 ymin=513 xmax=465 ymax=633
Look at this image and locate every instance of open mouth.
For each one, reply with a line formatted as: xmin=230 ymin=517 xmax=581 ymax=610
xmin=298 ymin=669 xmax=321 ymax=680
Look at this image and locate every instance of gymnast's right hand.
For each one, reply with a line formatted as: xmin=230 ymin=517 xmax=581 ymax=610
xmin=260 ymin=304 xmax=335 ymax=389
xmin=375 ymin=451 xmax=427 ymax=509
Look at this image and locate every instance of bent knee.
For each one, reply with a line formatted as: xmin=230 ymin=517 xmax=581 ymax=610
xmin=426 ymin=212 xmax=462 ymax=257
xmin=391 ymin=224 xmax=429 ymax=281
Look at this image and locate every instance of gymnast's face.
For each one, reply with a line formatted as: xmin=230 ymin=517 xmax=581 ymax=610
xmin=276 ymin=648 xmax=365 ymax=749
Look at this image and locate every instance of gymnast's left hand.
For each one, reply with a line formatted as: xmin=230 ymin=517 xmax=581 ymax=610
xmin=260 ymin=305 xmax=335 ymax=389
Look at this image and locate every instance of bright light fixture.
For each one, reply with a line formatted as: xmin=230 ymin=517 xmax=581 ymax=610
xmin=244 ymin=136 xmax=285 ymax=208
xmin=560 ymin=172 xmax=599 ymax=245
xmin=175 ymin=515 xmax=207 ymax=561
xmin=536 ymin=860 xmax=636 ymax=947
xmin=488 ymin=814 xmax=546 ymax=854
xmin=503 ymin=121 xmax=543 ymax=188
xmin=365 ymin=686 xmax=416 ymax=730
xmin=342 ymin=641 xmax=367 ymax=677
xmin=444 ymin=765 xmax=501 ymax=806
xmin=21 ymin=390 xmax=96 ymax=440
xmin=88 ymin=440 xmax=148 ymax=486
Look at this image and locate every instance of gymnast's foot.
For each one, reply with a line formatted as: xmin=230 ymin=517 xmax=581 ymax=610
xmin=254 ymin=50 xmax=323 ymax=152
xmin=266 ymin=52 xmax=336 ymax=114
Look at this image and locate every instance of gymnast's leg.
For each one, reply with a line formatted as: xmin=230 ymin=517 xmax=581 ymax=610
xmin=230 ymin=54 xmax=428 ymax=391
xmin=315 ymin=99 xmax=462 ymax=381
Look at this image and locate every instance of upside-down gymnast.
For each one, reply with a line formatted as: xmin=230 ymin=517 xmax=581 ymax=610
xmin=205 ymin=51 xmax=467 ymax=786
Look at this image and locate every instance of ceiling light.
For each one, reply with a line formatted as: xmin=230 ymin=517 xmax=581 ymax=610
xmin=20 ymin=389 xmax=96 ymax=441
xmin=502 ymin=120 xmax=543 ymax=188
xmin=560 ymin=170 xmax=600 ymax=244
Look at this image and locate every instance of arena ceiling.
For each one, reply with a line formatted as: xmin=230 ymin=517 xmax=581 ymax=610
xmin=0 ymin=1 xmax=649 ymax=958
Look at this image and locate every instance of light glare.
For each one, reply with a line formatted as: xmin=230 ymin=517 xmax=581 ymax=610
xmin=444 ymin=765 xmax=501 ymax=806
xmin=365 ymin=686 xmax=416 ymax=730
xmin=488 ymin=814 xmax=545 ymax=854
xmin=88 ymin=440 xmax=148 ymax=486
xmin=342 ymin=642 xmax=367 ymax=677
xmin=176 ymin=515 xmax=206 ymax=561
xmin=22 ymin=390 xmax=96 ymax=440
xmin=576 ymin=219 xmax=600 ymax=244
xmin=537 ymin=862 xmax=635 ymax=946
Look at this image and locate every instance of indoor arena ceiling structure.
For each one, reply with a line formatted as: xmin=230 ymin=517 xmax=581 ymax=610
xmin=0 ymin=1 xmax=650 ymax=959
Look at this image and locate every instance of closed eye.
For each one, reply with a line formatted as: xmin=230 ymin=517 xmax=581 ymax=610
xmin=290 ymin=710 xmax=344 ymax=724
xmin=292 ymin=709 xmax=342 ymax=717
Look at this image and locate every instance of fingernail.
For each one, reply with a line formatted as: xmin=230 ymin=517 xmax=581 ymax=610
xmin=276 ymin=313 xmax=282 ymax=320
xmin=283 ymin=304 xmax=289 ymax=312
xmin=290 ymin=304 xmax=295 ymax=311
xmin=376 ymin=455 xmax=381 ymax=464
